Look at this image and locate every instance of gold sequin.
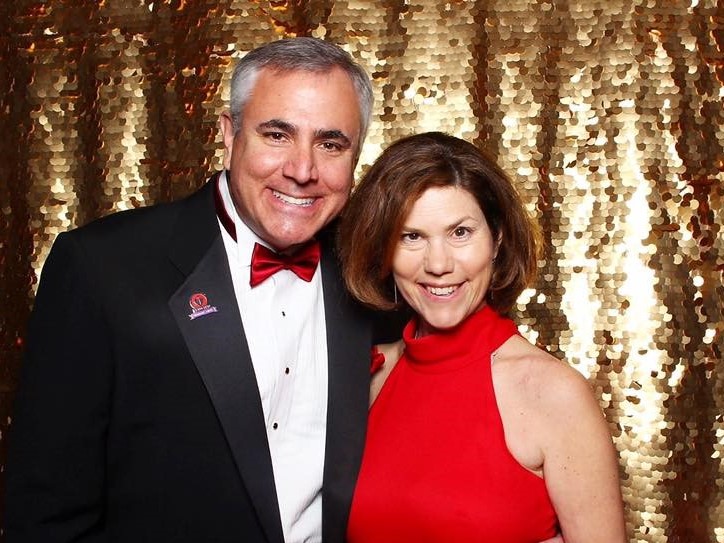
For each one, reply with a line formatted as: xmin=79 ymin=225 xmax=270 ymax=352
xmin=1 ymin=1 xmax=722 ymax=540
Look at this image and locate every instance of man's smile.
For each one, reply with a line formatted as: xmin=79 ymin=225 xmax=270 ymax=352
xmin=272 ymin=189 xmax=316 ymax=207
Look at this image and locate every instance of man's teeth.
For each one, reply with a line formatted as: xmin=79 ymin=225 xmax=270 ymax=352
xmin=427 ymin=285 xmax=457 ymax=296
xmin=273 ymin=190 xmax=314 ymax=206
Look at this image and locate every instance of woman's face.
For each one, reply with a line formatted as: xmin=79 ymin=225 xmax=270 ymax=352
xmin=392 ymin=186 xmax=498 ymax=337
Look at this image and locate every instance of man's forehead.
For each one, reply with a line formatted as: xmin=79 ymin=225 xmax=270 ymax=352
xmin=256 ymin=67 xmax=358 ymax=99
xmin=237 ymin=66 xmax=362 ymax=143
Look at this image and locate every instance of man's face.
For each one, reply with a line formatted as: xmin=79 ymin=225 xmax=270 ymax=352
xmin=219 ymin=67 xmax=362 ymax=252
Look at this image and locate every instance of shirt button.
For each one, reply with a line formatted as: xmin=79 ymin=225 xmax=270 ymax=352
xmin=272 ymin=422 xmax=278 ymax=430
xmin=285 ymin=367 xmax=290 ymax=375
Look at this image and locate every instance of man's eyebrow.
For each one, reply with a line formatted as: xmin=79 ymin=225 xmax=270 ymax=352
xmin=257 ymin=119 xmax=296 ymax=134
xmin=256 ymin=122 xmax=352 ymax=149
xmin=315 ymin=129 xmax=352 ymax=148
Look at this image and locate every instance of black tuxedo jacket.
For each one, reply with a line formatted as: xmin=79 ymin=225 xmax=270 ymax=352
xmin=6 ymin=177 xmax=387 ymax=543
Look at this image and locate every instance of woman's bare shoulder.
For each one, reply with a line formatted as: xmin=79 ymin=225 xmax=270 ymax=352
xmin=375 ymin=340 xmax=405 ymax=365
xmin=370 ymin=340 xmax=405 ymax=406
xmin=493 ymin=335 xmax=595 ymax=413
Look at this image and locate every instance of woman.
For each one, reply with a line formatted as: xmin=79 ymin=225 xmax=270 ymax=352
xmin=338 ymin=132 xmax=626 ymax=542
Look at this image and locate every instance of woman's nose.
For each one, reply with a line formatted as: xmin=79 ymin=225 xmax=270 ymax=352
xmin=424 ymin=239 xmax=454 ymax=275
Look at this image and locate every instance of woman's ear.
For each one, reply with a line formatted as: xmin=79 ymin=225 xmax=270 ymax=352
xmin=493 ymin=232 xmax=503 ymax=262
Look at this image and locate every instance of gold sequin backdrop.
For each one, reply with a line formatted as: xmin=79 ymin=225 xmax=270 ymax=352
xmin=0 ymin=0 xmax=722 ymax=540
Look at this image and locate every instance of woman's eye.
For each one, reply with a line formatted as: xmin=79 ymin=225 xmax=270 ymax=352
xmin=453 ymin=226 xmax=470 ymax=237
xmin=402 ymin=232 xmax=420 ymax=242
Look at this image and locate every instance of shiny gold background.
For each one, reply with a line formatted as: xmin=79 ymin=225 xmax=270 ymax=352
xmin=1 ymin=0 xmax=722 ymax=540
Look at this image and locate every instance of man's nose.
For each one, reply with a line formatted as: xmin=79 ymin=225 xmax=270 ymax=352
xmin=282 ymin=145 xmax=318 ymax=184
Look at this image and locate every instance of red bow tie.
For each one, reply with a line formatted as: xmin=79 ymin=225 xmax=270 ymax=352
xmin=249 ymin=242 xmax=321 ymax=287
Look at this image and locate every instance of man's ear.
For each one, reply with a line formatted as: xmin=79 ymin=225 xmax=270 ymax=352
xmin=219 ymin=112 xmax=235 ymax=170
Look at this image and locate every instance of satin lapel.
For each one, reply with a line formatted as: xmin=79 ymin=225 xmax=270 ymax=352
xmin=319 ymin=234 xmax=372 ymax=543
xmin=167 ymin=178 xmax=284 ymax=543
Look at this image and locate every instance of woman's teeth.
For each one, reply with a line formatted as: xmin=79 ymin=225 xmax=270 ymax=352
xmin=427 ymin=285 xmax=457 ymax=296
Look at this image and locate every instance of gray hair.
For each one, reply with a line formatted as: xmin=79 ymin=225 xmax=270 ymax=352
xmin=229 ymin=37 xmax=374 ymax=154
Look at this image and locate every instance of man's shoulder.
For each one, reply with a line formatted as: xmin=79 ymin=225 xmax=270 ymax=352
xmin=68 ymin=179 xmax=214 ymax=246
xmin=316 ymin=219 xmax=339 ymax=249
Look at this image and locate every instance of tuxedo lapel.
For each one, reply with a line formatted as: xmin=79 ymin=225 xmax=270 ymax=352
xmin=167 ymin=178 xmax=284 ymax=543
xmin=319 ymin=233 xmax=372 ymax=543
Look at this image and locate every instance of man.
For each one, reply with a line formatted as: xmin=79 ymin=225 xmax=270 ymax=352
xmin=6 ymin=37 xmax=385 ymax=543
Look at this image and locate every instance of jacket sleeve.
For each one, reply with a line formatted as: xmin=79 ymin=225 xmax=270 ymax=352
xmin=5 ymin=232 xmax=112 ymax=543
xmin=370 ymin=307 xmax=409 ymax=345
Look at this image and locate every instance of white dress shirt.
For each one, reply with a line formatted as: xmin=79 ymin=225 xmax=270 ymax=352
xmin=217 ymin=172 xmax=328 ymax=543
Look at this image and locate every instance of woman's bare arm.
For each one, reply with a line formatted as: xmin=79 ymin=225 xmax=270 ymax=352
xmin=494 ymin=336 xmax=625 ymax=543
xmin=535 ymin=359 xmax=626 ymax=542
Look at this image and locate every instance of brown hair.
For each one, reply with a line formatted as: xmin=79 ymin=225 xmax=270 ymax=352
xmin=338 ymin=131 xmax=541 ymax=314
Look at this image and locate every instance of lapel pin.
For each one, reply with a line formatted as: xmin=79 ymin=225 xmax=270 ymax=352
xmin=188 ymin=292 xmax=219 ymax=320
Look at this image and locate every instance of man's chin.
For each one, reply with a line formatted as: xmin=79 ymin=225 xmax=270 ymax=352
xmin=263 ymin=232 xmax=321 ymax=254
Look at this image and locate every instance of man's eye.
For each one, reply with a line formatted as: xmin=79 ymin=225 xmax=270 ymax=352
xmin=266 ymin=132 xmax=286 ymax=141
xmin=321 ymin=141 xmax=342 ymax=152
xmin=401 ymin=232 xmax=420 ymax=242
